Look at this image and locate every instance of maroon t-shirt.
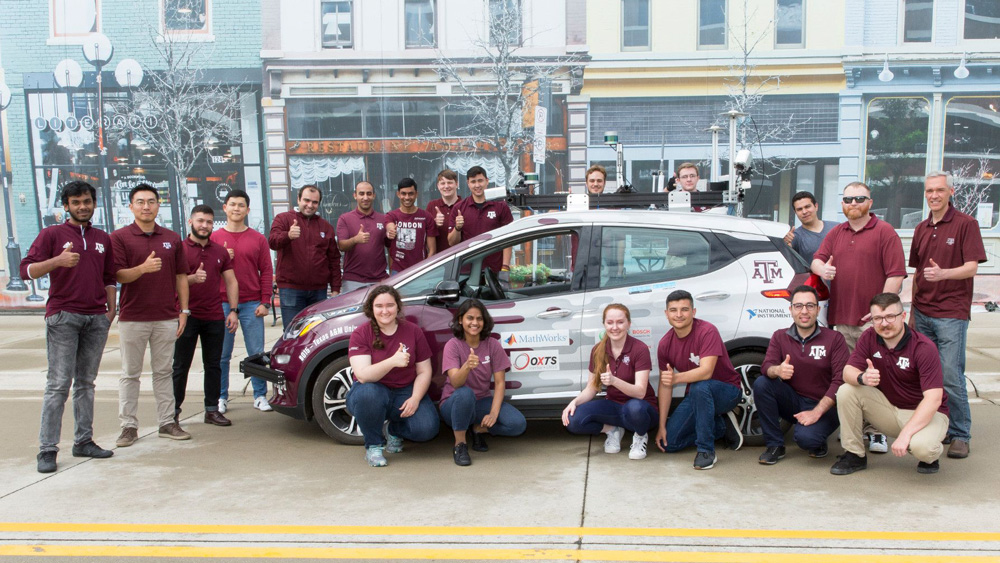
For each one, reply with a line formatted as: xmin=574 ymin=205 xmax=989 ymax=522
xmin=20 ymin=222 xmax=116 ymax=318
xmin=589 ymin=335 xmax=657 ymax=409
xmin=761 ymin=325 xmax=848 ymax=402
xmin=211 ymin=227 xmax=273 ymax=304
xmin=847 ymin=326 xmax=948 ymax=415
xmin=348 ymin=319 xmax=432 ymax=389
xmin=426 ymin=197 xmax=462 ymax=253
xmin=908 ymin=205 xmax=987 ymax=320
xmin=112 ymin=223 xmax=188 ymax=322
xmin=336 ymin=209 xmax=389 ymax=283
xmin=182 ymin=238 xmax=233 ymax=321
xmin=449 ymin=198 xmax=514 ymax=272
xmin=268 ymin=210 xmax=342 ymax=292
xmin=386 ymin=208 xmax=438 ymax=273
xmin=440 ymin=337 xmax=510 ymax=401
xmin=656 ymin=318 xmax=740 ymax=390
xmin=813 ymin=214 xmax=907 ymax=326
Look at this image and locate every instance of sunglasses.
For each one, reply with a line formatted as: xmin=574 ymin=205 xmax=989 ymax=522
xmin=842 ymin=196 xmax=871 ymax=204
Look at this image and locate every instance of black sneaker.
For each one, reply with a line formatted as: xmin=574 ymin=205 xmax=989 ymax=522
xmin=693 ymin=451 xmax=717 ymax=470
xmin=809 ymin=443 xmax=829 ymax=458
xmin=830 ymin=451 xmax=867 ymax=475
xmin=72 ymin=441 xmax=113 ymax=459
xmin=471 ymin=432 xmax=489 ymax=452
xmin=917 ymin=460 xmax=940 ymax=474
xmin=723 ymin=411 xmax=744 ymax=451
xmin=37 ymin=451 xmax=57 ymax=473
xmin=453 ymin=443 xmax=472 ymax=466
xmin=758 ymin=446 xmax=786 ymax=465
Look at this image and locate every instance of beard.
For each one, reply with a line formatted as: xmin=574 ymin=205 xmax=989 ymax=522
xmin=190 ymin=227 xmax=211 ymax=240
xmin=67 ymin=208 xmax=93 ymax=223
xmin=844 ymin=204 xmax=870 ymax=220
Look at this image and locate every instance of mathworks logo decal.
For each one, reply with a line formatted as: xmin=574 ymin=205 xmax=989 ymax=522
xmin=500 ymin=330 xmax=569 ymax=349
xmin=511 ymin=352 xmax=560 ymax=372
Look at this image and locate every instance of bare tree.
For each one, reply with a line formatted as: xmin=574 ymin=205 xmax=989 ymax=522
xmin=951 ymin=155 xmax=998 ymax=219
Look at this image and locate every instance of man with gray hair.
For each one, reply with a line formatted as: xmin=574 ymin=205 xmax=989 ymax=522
xmin=907 ymin=171 xmax=986 ymax=459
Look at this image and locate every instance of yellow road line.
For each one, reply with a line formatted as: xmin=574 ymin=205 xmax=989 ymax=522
xmin=0 ymin=545 xmax=998 ymax=562
xmin=0 ymin=522 xmax=998 ymax=543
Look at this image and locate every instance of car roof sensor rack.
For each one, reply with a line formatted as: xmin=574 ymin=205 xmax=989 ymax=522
xmin=505 ymin=191 xmax=727 ymax=213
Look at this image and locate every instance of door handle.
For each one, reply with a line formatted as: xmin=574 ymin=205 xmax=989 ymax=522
xmin=695 ymin=291 xmax=730 ymax=301
xmin=537 ymin=309 xmax=573 ymax=319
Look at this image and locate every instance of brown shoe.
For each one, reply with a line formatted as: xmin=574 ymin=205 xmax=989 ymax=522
xmin=116 ymin=427 xmax=138 ymax=447
xmin=158 ymin=423 xmax=192 ymax=440
xmin=204 ymin=411 xmax=232 ymax=427
xmin=947 ymin=439 xmax=969 ymax=459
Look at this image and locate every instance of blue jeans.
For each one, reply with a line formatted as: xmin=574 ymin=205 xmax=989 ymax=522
xmin=566 ymin=398 xmax=657 ymax=435
xmin=439 ymin=386 xmax=527 ymax=436
xmin=221 ymin=302 xmax=266 ymax=401
xmin=752 ymin=375 xmax=839 ymax=450
xmin=912 ymin=307 xmax=971 ymax=441
xmin=279 ymin=288 xmax=327 ymax=331
xmin=345 ymin=382 xmax=440 ymax=448
xmin=664 ymin=379 xmax=741 ymax=454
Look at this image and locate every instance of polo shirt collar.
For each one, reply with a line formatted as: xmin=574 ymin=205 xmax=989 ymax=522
xmin=876 ymin=324 xmax=912 ymax=351
xmin=928 ymin=203 xmax=956 ymax=225
xmin=861 ymin=213 xmax=879 ymax=230
xmin=785 ymin=323 xmax=820 ymax=344
xmin=128 ymin=222 xmax=164 ymax=236
xmin=352 ymin=208 xmax=375 ymax=218
xmin=184 ymin=236 xmax=213 ymax=248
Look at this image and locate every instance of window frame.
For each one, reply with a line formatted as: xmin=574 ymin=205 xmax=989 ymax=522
xmin=698 ymin=0 xmax=729 ymax=50
xmin=597 ymin=226 xmax=716 ymax=290
xmin=320 ymin=0 xmax=354 ymax=49
xmin=160 ymin=0 xmax=214 ymax=39
xmin=621 ymin=0 xmax=651 ymax=52
xmin=774 ymin=0 xmax=805 ymax=49
xmin=49 ymin=0 xmax=101 ymax=41
xmin=489 ymin=0 xmax=523 ymax=47
xmin=900 ymin=0 xmax=934 ymax=44
xmin=959 ymin=0 xmax=1000 ymax=43
xmin=403 ymin=0 xmax=437 ymax=49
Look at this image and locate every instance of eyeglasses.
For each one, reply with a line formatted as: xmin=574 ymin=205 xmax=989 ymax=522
xmin=791 ymin=303 xmax=818 ymax=311
xmin=842 ymin=196 xmax=871 ymax=204
xmin=872 ymin=312 xmax=903 ymax=324
xmin=679 ymin=174 xmax=698 ymax=180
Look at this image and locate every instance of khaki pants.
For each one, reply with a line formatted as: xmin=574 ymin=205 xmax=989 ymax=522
xmin=834 ymin=323 xmax=871 ymax=353
xmin=836 ymin=384 xmax=949 ymax=463
xmin=119 ymin=320 xmax=178 ymax=429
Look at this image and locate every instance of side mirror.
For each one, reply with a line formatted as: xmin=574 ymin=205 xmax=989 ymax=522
xmin=431 ymin=280 xmax=461 ymax=304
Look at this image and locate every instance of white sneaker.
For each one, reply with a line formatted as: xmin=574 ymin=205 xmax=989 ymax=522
xmin=604 ymin=426 xmax=624 ymax=454
xmin=254 ymin=396 xmax=273 ymax=412
xmin=868 ymin=433 xmax=888 ymax=453
xmin=218 ymin=398 xmax=228 ymax=414
xmin=628 ymin=432 xmax=648 ymax=460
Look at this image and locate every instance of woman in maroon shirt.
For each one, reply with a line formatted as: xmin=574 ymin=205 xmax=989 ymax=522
xmin=345 ymin=286 xmax=439 ymax=467
xmin=562 ymin=304 xmax=658 ymax=460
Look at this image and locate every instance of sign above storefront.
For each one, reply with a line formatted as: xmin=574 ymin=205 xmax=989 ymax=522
xmin=286 ymin=137 xmax=567 ymax=155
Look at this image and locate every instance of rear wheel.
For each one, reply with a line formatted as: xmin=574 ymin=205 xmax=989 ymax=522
xmin=730 ymin=350 xmax=791 ymax=447
xmin=311 ymin=356 xmax=364 ymax=445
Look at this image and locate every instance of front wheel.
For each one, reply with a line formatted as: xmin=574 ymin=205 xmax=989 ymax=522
xmin=311 ymin=356 xmax=364 ymax=445
xmin=730 ymin=350 xmax=791 ymax=447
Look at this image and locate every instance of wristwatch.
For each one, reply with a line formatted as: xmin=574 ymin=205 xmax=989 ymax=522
xmin=181 ymin=309 xmax=191 ymax=315
xmin=857 ymin=372 xmax=866 ymax=386
xmin=262 ymin=303 xmax=271 ymax=310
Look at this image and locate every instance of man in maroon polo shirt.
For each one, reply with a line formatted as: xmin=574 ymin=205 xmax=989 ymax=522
xmin=425 ymin=169 xmax=461 ymax=254
xmin=171 ymin=205 xmax=239 ymax=428
xmin=831 ymin=292 xmax=949 ymax=475
xmin=755 ymin=285 xmax=848 ymax=465
xmin=386 ymin=177 xmax=437 ymax=274
xmin=111 ymin=184 xmax=191 ymax=446
xmin=21 ymin=181 xmax=117 ymax=473
xmin=447 ymin=166 xmax=513 ymax=274
xmin=337 ymin=181 xmax=389 ymax=293
xmin=908 ymin=171 xmax=986 ymax=460
xmin=269 ymin=185 xmax=342 ymax=330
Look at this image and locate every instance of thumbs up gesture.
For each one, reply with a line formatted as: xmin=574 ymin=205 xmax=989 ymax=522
xmin=464 ymin=347 xmax=479 ymax=371
xmin=599 ymin=367 xmax=613 ymax=388
xmin=223 ymin=240 xmax=234 ymax=259
xmin=820 ymin=255 xmax=836 ymax=281
xmin=288 ymin=219 xmax=301 ymax=240
xmin=386 ymin=222 xmax=397 ymax=241
xmin=57 ymin=242 xmax=80 ymax=268
xmin=659 ymin=364 xmax=674 ymax=388
xmin=192 ymin=262 xmax=207 ymax=284
xmin=355 ymin=224 xmax=371 ymax=244
xmin=778 ymin=354 xmax=794 ymax=380
xmin=923 ymin=258 xmax=944 ymax=282
xmin=783 ymin=227 xmax=795 ymax=246
xmin=454 ymin=213 xmax=465 ymax=232
xmin=434 ymin=207 xmax=445 ymax=227
xmin=391 ymin=342 xmax=410 ymax=368
xmin=141 ymin=250 xmax=162 ymax=274
xmin=863 ymin=358 xmax=880 ymax=386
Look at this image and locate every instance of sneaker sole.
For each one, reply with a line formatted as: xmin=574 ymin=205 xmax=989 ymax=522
xmin=830 ymin=465 xmax=866 ymax=475
xmin=917 ymin=465 xmax=940 ymax=474
xmin=115 ymin=440 xmax=135 ymax=447
xmin=72 ymin=451 xmax=113 ymax=459
xmin=758 ymin=456 xmax=783 ymax=465
xmin=628 ymin=452 xmax=647 ymax=460
xmin=158 ymin=433 xmax=191 ymax=440
xmin=694 ymin=456 xmax=717 ymax=470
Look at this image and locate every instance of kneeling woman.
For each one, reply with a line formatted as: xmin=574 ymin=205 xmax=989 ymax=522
xmin=562 ymin=303 xmax=658 ymax=459
xmin=439 ymin=299 xmax=526 ymax=466
xmin=346 ymin=285 xmax=440 ymax=467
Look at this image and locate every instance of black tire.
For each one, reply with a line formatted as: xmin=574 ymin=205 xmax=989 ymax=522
xmin=310 ymin=356 xmax=364 ymax=445
xmin=730 ymin=350 xmax=791 ymax=447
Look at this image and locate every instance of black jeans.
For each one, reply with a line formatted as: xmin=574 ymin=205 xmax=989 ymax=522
xmin=172 ymin=316 xmax=225 ymax=412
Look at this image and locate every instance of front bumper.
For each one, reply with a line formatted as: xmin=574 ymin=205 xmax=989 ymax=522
xmin=240 ymin=353 xmax=286 ymax=386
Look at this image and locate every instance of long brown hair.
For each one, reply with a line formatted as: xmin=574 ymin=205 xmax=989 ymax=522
xmin=589 ymin=304 xmax=631 ymax=390
xmin=362 ymin=285 xmax=403 ymax=350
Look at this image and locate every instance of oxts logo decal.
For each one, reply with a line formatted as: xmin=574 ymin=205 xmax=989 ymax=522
xmin=511 ymin=352 xmax=560 ymax=372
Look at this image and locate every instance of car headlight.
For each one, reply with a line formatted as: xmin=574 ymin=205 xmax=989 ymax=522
xmin=282 ymin=305 xmax=361 ymax=340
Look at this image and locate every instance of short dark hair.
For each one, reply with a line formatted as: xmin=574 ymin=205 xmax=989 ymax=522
xmin=666 ymin=289 xmax=694 ymax=308
xmin=790 ymin=285 xmax=819 ymax=302
xmin=467 ymin=165 xmax=488 ymax=180
xmin=397 ymin=178 xmax=418 ymax=191
xmin=437 ymin=169 xmax=458 ymax=182
xmin=298 ymin=185 xmax=321 ymax=201
xmin=190 ymin=204 xmax=214 ymax=217
xmin=129 ymin=183 xmax=159 ymax=203
xmin=870 ymin=292 xmax=902 ymax=310
xmin=60 ymin=181 xmax=97 ymax=205
xmin=224 ymin=189 xmax=250 ymax=206
xmin=450 ymin=299 xmax=494 ymax=339
xmin=792 ymin=191 xmax=817 ymax=206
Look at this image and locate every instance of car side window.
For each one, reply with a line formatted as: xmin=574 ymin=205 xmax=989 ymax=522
xmin=458 ymin=230 xmax=580 ymax=301
xmin=599 ymin=227 xmax=711 ymax=289
xmin=396 ymin=263 xmax=450 ymax=299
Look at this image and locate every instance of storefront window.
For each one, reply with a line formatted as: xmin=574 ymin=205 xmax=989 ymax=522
xmin=964 ymin=0 xmax=1000 ymax=40
xmin=864 ymin=97 xmax=930 ymax=229
xmin=944 ymin=96 xmax=1000 ymax=229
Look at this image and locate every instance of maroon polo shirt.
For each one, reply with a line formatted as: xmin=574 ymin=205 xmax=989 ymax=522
xmin=20 ymin=222 xmax=116 ymax=318
xmin=348 ymin=319 xmax=432 ymax=389
xmin=761 ymin=325 xmax=848 ymax=402
xmin=813 ymin=214 xmax=906 ymax=326
xmin=211 ymin=227 xmax=273 ymax=304
xmin=336 ymin=209 xmax=389 ymax=283
xmin=111 ymin=223 xmax=187 ymax=322
xmin=847 ymin=326 xmax=948 ymax=415
xmin=656 ymin=318 xmax=740 ymax=391
xmin=269 ymin=211 xmax=342 ymax=292
xmin=449 ymin=198 xmax=514 ymax=272
xmin=440 ymin=337 xmax=511 ymax=402
xmin=589 ymin=335 xmax=657 ymax=409
xmin=386 ymin=208 xmax=438 ymax=273
xmin=908 ymin=205 xmax=987 ymax=320
xmin=182 ymin=237 xmax=233 ymax=321
xmin=426 ymin=197 xmax=462 ymax=253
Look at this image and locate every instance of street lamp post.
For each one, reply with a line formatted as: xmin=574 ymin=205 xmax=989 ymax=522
xmin=0 ymin=73 xmax=28 ymax=291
